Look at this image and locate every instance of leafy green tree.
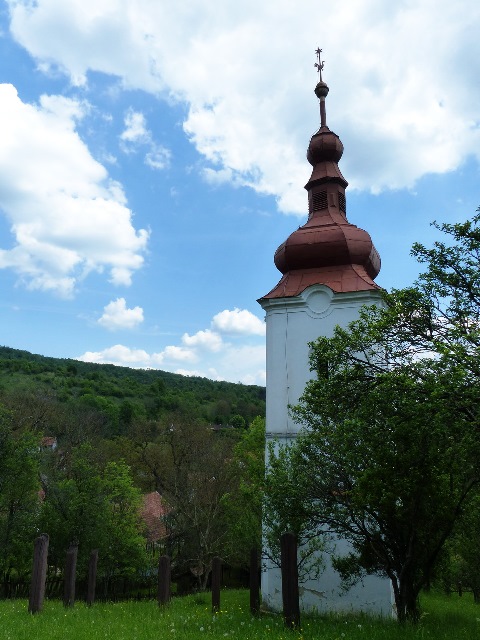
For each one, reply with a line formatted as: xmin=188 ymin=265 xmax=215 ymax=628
xmin=448 ymin=495 xmax=480 ymax=603
xmin=289 ymin=354 xmax=478 ymax=622
xmin=366 ymin=209 xmax=480 ymax=379
xmin=268 ymin=210 xmax=480 ymax=623
xmin=40 ymin=445 xmax=147 ymax=580
xmin=263 ymin=440 xmax=328 ymax=582
xmin=223 ymin=416 xmax=265 ymax=564
xmin=154 ymin=418 xmax=238 ymax=590
xmin=100 ymin=461 xmax=147 ymax=579
xmin=0 ymin=406 xmax=40 ymax=582
xmin=39 ymin=445 xmax=105 ymax=573
xmin=230 ymin=414 xmax=246 ymax=429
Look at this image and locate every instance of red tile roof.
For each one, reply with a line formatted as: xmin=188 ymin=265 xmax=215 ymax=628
xmin=141 ymin=491 xmax=168 ymax=543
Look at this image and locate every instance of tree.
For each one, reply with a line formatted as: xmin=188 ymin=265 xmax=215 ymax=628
xmin=263 ymin=440 xmax=328 ymax=582
xmin=223 ymin=416 xmax=265 ymax=564
xmin=370 ymin=209 xmax=480 ymax=379
xmin=268 ymin=210 xmax=480 ymax=623
xmin=40 ymin=445 xmax=147 ymax=580
xmin=230 ymin=414 xmax=246 ymax=430
xmin=0 ymin=405 xmax=41 ymax=583
xmin=447 ymin=494 xmax=480 ymax=603
xmin=100 ymin=461 xmax=147 ymax=580
xmin=153 ymin=417 xmax=238 ymax=590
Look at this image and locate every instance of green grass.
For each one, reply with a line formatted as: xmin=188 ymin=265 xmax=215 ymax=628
xmin=0 ymin=589 xmax=478 ymax=640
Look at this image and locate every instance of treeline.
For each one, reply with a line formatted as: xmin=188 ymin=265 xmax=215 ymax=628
xmin=0 ymin=346 xmax=265 ymax=437
xmin=0 ymin=346 xmax=265 ymax=596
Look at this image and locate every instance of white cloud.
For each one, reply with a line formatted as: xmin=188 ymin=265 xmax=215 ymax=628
xmin=145 ymin=146 xmax=171 ymax=170
xmin=202 ymin=167 xmax=234 ymax=186
xmin=7 ymin=0 xmax=480 ymax=213
xmin=120 ymin=110 xmax=150 ymax=147
xmin=212 ymin=308 xmax=265 ymax=336
xmin=120 ymin=108 xmax=171 ymax=169
xmin=155 ymin=345 xmax=198 ymax=364
xmin=182 ymin=329 xmax=223 ymax=351
xmin=79 ymin=344 xmax=151 ymax=366
xmin=151 ymin=329 xmax=223 ymax=367
xmin=77 ymin=307 xmax=266 ymax=384
xmin=97 ymin=297 xmax=144 ymax=331
xmin=0 ymin=84 xmax=148 ymax=296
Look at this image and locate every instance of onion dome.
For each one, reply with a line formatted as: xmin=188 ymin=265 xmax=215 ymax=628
xmin=261 ymin=55 xmax=381 ymax=299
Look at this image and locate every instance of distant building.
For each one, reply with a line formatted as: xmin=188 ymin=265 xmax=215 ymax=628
xmin=40 ymin=436 xmax=57 ymax=450
xmin=141 ymin=491 xmax=168 ymax=546
xmin=258 ymin=58 xmax=392 ymax=615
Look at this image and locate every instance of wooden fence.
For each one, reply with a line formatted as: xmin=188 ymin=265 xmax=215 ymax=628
xmin=1 ymin=536 xmax=254 ymax=607
xmin=4 ymin=533 xmax=299 ymax=629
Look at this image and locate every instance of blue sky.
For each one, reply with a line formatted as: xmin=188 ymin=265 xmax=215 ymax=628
xmin=0 ymin=0 xmax=479 ymax=385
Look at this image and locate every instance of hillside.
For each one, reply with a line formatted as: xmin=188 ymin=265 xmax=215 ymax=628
xmin=0 ymin=345 xmax=265 ymax=438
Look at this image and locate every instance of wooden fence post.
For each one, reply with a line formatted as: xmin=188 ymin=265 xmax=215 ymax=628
xmin=63 ymin=543 xmax=78 ymax=607
xmin=249 ymin=548 xmax=260 ymax=615
xmin=280 ymin=532 xmax=300 ymax=630
xmin=28 ymin=533 xmax=49 ymax=614
xmin=211 ymin=556 xmax=221 ymax=613
xmin=157 ymin=555 xmax=171 ymax=606
xmin=86 ymin=549 xmax=98 ymax=606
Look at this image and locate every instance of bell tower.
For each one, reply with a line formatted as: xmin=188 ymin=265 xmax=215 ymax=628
xmin=258 ymin=50 xmax=392 ymax=615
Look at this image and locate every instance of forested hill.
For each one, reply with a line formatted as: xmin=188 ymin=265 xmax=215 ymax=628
xmin=0 ymin=345 xmax=265 ymax=438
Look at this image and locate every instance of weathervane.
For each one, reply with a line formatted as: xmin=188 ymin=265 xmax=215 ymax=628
xmin=314 ymin=47 xmax=324 ymax=82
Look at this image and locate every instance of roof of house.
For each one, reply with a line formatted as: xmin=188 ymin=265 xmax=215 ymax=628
xmin=141 ymin=491 xmax=168 ymax=543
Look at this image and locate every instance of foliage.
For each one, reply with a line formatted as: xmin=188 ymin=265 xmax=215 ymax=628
xmin=291 ymin=353 xmax=478 ymax=621
xmin=0 ymin=405 xmax=41 ymax=580
xmin=446 ymin=494 xmax=480 ymax=603
xmin=268 ymin=210 xmax=480 ymax=623
xmin=263 ymin=440 xmax=328 ymax=582
xmin=39 ymin=446 xmax=147 ymax=580
xmin=100 ymin=461 xmax=148 ymax=579
xmin=223 ymin=416 xmax=265 ymax=564
xmin=366 ymin=210 xmax=480 ymax=376
xmin=0 ymin=346 xmax=265 ymax=582
xmin=147 ymin=417 xmax=239 ymax=590
xmin=0 ymin=346 xmax=265 ymax=436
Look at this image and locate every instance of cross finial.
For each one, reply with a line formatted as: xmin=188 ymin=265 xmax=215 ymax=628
xmin=314 ymin=47 xmax=324 ymax=82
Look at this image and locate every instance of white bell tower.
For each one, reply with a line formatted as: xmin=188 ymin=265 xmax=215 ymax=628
xmin=258 ymin=51 xmax=393 ymax=615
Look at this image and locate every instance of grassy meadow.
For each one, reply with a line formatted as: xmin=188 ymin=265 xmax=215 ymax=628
xmin=0 ymin=589 xmax=478 ymax=640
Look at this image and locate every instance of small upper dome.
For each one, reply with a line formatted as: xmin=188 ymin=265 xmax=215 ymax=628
xmin=307 ymin=129 xmax=344 ymax=166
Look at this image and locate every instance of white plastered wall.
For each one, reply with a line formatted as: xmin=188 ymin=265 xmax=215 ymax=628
xmin=259 ymin=284 xmax=393 ymax=615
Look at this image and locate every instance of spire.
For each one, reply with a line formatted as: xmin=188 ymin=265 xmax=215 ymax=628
xmin=260 ymin=51 xmax=381 ymax=299
xmin=314 ymin=48 xmax=329 ymax=128
xmin=305 ymin=51 xmax=347 ymax=202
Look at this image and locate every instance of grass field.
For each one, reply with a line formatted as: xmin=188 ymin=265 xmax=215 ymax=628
xmin=0 ymin=589 xmax=478 ymax=640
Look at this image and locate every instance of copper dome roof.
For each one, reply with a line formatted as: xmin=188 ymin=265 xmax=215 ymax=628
xmin=261 ymin=69 xmax=381 ymax=300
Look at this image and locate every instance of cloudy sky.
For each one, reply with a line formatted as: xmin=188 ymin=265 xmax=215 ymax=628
xmin=0 ymin=0 xmax=479 ymax=385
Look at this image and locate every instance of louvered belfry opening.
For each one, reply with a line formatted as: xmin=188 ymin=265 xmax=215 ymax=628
xmin=310 ymin=190 xmax=328 ymax=215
